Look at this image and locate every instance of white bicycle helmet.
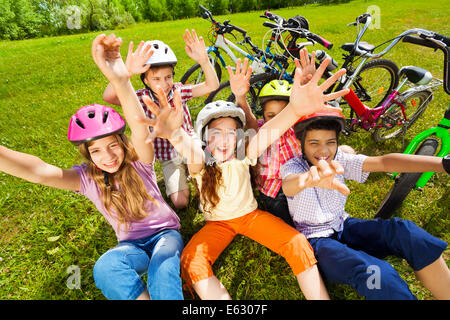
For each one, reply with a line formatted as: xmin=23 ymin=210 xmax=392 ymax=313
xmin=196 ymin=100 xmax=246 ymax=162
xmin=195 ymin=100 xmax=246 ymax=141
xmin=143 ymin=40 xmax=177 ymax=67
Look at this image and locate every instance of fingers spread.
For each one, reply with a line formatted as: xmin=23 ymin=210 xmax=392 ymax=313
xmin=319 ymin=68 xmax=346 ymax=92
xmin=317 ymin=159 xmax=333 ymax=176
xmin=311 ymin=57 xmax=330 ymax=84
xmin=332 ymin=179 xmax=350 ymax=196
xmin=136 ymin=116 xmax=157 ymax=127
xmin=330 ymin=160 xmax=344 ymax=175
xmin=142 ymin=95 xmax=160 ymax=116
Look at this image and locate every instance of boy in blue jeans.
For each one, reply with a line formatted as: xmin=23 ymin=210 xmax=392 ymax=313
xmin=280 ymin=110 xmax=450 ymax=299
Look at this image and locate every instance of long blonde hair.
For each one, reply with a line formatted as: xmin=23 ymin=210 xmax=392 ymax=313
xmin=78 ymin=133 xmax=159 ymax=233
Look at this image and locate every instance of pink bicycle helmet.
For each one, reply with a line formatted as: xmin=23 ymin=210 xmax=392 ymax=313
xmin=68 ymin=104 xmax=126 ymax=145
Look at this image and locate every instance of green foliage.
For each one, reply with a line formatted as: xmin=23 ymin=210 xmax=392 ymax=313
xmin=0 ymin=0 xmax=357 ymax=40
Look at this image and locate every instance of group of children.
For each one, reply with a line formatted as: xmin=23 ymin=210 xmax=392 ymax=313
xmin=0 ymin=29 xmax=449 ymax=300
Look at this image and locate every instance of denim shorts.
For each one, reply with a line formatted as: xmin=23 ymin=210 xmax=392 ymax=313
xmin=93 ymin=228 xmax=184 ymax=300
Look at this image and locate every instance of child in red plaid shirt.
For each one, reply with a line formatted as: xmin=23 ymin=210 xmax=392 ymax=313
xmin=228 ymin=50 xmax=354 ymax=227
xmin=103 ymin=30 xmax=219 ymax=209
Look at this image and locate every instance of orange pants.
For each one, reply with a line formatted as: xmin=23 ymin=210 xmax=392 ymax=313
xmin=181 ymin=208 xmax=317 ymax=287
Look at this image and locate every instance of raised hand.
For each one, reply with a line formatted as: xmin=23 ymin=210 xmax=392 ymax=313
xmin=294 ymin=48 xmax=316 ymax=85
xmin=136 ymin=87 xmax=184 ymax=142
xmin=92 ymin=34 xmax=129 ymax=83
xmin=299 ymin=160 xmax=350 ymax=196
xmin=289 ymin=58 xmax=349 ymax=117
xmin=227 ymin=58 xmax=253 ymax=98
xmin=125 ymin=40 xmax=154 ymax=77
xmin=183 ymin=29 xmax=209 ymax=64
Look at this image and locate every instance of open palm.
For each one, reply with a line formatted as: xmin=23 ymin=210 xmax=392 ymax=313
xmin=299 ymin=160 xmax=350 ymax=196
xmin=91 ymin=34 xmax=129 ymax=83
xmin=138 ymin=87 xmax=184 ymax=142
xmin=125 ymin=40 xmax=154 ymax=77
xmin=290 ymin=58 xmax=349 ymax=117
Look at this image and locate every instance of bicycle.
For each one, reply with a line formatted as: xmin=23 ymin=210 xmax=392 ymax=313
xmin=311 ymin=13 xmax=447 ymax=144
xmin=374 ymin=32 xmax=450 ymax=219
xmin=181 ymin=6 xmax=299 ymax=110
xmin=204 ymin=10 xmax=335 ymax=115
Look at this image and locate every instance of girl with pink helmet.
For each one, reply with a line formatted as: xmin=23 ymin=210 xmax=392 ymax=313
xmin=0 ymin=34 xmax=186 ymax=300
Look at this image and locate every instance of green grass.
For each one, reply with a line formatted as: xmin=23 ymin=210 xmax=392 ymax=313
xmin=0 ymin=0 xmax=449 ymax=300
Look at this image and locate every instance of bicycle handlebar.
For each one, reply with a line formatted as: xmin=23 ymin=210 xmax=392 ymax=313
xmin=402 ymin=33 xmax=450 ymax=95
xmin=261 ymin=15 xmax=333 ymax=49
xmin=199 ymin=5 xmax=247 ymax=36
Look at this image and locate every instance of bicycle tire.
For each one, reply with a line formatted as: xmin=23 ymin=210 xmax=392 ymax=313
xmin=374 ymin=138 xmax=439 ymax=219
xmin=204 ymin=72 xmax=278 ymax=116
xmin=372 ymin=89 xmax=433 ymax=142
xmin=180 ymin=60 xmax=222 ymax=109
xmin=351 ymin=58 xmax=399 ymax=109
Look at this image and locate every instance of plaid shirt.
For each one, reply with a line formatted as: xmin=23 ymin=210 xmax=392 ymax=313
xmin=280 ymin=149 xmax=369 ymax=239
xmin=136 ymin=82 xmax=194 ymax=161
xmin=257 ymin=119 xmax=301 ymax=198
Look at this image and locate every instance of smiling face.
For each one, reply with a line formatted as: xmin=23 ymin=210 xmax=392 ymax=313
xmin=262 ymin=100 xmax=289 ymax=122
xmin=301 ymin=129 xmax=338 ymax=166
xmin=143 ymin=65 xmax=174 ymax=95
xmin=206 ymin=117 xmax=239 ymax=163
xmin=87 ymin=135 xmax=125 ymax=173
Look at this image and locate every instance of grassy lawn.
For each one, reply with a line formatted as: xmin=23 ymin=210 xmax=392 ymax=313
xmin=0 ymin=0 xmax=448 ymax=300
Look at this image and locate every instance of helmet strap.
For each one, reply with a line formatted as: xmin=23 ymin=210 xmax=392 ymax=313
xmin=103 ymin=171 xmax=111 ymax=187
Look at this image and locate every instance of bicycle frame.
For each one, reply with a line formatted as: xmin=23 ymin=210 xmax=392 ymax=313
xmin=345 ymin=87 xmax=403 ymax=130
xmin=207 ymin=33 xmax=294 ymax=82
xmin=331 ymin=15 xmax=447 ymax=132
xmin=391 ymin=116 xmax=450 ymax=188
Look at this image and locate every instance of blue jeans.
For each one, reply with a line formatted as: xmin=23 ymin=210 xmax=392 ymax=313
xmin=93 ymin=229 xmax=184 ymax=300
xmin=308 ymin=217 xmax=447 ymax=300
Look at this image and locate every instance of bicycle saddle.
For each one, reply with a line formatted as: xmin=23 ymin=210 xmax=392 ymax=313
xmin=341 ymin=41 xmax=375 ymax=54
xmin=399 ymin=66 xmax=433 ymax=85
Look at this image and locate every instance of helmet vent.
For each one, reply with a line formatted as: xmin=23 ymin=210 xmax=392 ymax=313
xmin=87 ymin=111 xmax=95 ymax=119
xmin=153 ymin=43 xmax=159 ymax=49
xmin=75 ymin=118 xmax=85 ymax=129
xmin=102 ymin=111 xmax=109 ymax=123
xmin=165 ymin=47 xmax=168 ymax=54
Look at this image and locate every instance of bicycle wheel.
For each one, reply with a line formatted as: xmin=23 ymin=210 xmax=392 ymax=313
xmin=180 ymin=59 xmax=222 ymax=110
xmin=374 ymin=138 xmax=439 ymax=219
xmin=351 ymin=59 xmax=399 ymax=109
xmin=372 ymin=89 xmax=433 ymax=142
xmin=204 ymin=72 xmax=278 ymax=116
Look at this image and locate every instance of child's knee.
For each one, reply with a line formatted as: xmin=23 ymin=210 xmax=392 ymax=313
xmin=180 ymin=244 xmax=213 ymax=285
xmin=170 ymin=190 xmax=190 ymax=209
xmin=281 ymin=233 xmax=317 ymax=275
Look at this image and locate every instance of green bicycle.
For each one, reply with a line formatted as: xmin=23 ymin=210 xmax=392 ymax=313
xmin=374 ymin=31 xmax=450 ymax=219
xmin=375 ymin=105 xmax=450 ymax=219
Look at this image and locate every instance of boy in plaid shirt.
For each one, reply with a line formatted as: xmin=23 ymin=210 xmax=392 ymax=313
xmin=280 ymin=110 xmax=450 ymax=299
xmin=103 ymin=30 xmax=219 ymax=209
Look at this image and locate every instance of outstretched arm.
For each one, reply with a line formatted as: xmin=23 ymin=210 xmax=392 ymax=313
xmin=227 ymin=58 xmax=259 ymax=131
xmin=136 ymin=87 xmax=205 ymax=175
xmin=92 ymin=34 xmax=155 ymax=164
xmin=282 ymin=159 xmax=349 ymax=197
xmin=0 ymin=145 xmax=80 ymax=191
xmin=246 ymin=58 xmax=349 ymax=160
xmin=362 ymin=153 xmax=446 ymax=173
xmin=103 ymin=40 xmax=153 ymax=106
xmin=184 ymin=29 xmax=220 ymax=97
